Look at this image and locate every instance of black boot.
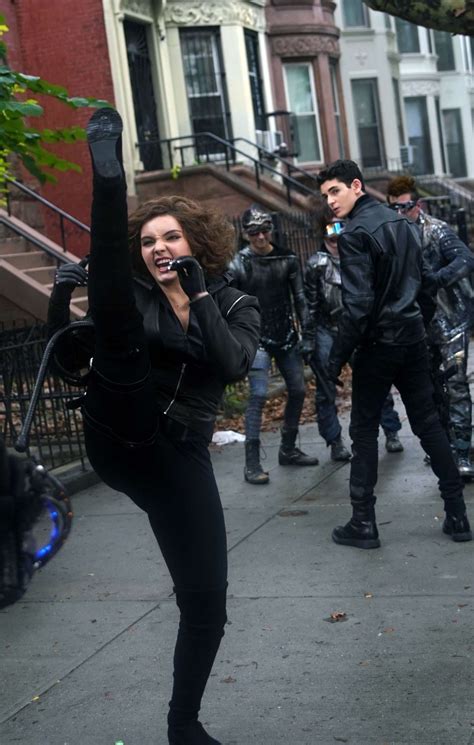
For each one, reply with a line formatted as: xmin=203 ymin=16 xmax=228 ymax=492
xmin=278 ymin=427 xmax=319 ymax=466
xmin=456 ymin=448 xmax=474 ymax=480
xmin=332 ymin=504 xmax=380 ymax=549
xmin=244 ymin=439 xmax=269 ymax=485
xmin=168 ymin=720 xmax=221 ymax=745
xmin=442 ymin=504 xmax=472 ymax=541
xmin=385 ymin=431 xmax=404 ymax=453
xmin=86 ymin=107 xmax=123 ymax=179
xmin=330 ymin=435 xmax=351 ymax=462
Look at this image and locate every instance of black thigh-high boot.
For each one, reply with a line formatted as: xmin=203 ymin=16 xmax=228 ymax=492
xmin=84 ymin=108 xmax=157 ymax=445
xmin=167 ymin=587 xmax=227 ymax=745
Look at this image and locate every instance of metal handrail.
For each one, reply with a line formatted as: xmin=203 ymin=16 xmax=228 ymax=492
xmin=5 ymin=178 xmax=90 ymax=252
xmin=231 ymin=136 xmax=320 ymax=190
xmin=137 ymin=131 xmax=317 ymax=206
xmin=0 ymin=212 xmax=78 ymax=266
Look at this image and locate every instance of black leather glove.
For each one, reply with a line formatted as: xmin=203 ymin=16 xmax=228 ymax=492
xmin=54 ymin=262 xmax=88 ymax=291
xmin=169 ymin=256 xmax=207 ymax=300
xmin=297 ymin=337 xmax=314 ymax=365
xmin=326 ymin=360 xmax=344 ymax=388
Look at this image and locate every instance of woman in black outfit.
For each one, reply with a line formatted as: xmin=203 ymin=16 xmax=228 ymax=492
xmin=48 ymin=108 xmax=260 ymax=745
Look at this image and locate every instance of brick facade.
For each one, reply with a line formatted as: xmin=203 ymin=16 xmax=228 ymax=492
xmin=0 ymin=0 xmax=115 ymax=256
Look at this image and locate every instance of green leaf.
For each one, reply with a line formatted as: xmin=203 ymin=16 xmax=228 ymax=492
xmin=0 ymin=99 xmax=43 ymax=116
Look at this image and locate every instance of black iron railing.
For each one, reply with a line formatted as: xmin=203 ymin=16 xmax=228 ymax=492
xmin=137 ymin=131 xmax=317 ymax=206
xmin=0 ymin=324 xmax=86 ymax=469
xmin=5 ymin=178 xmax=90 ymax=253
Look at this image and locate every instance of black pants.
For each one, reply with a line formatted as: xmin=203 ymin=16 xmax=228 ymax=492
xmin=83 ymin=171 xmax=228 ymax=726
xmin=349 ymin=340 xmax=464 ymax=513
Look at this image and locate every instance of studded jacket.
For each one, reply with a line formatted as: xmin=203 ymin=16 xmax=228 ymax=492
xmin=304 ymin=248 xmax=343 ymax=338
xmin=328 ymin=194 xmax=436 ymax=378
xmin=228 ymin=243 xmax=311 ymax=352
xmin=417 ymin=210 xmax=474 ymax=344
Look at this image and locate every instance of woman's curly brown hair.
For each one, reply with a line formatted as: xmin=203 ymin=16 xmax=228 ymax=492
xmin=128 ymin=196 xmax=235 ymax=278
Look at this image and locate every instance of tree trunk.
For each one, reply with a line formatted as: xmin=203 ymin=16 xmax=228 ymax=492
xmin=363 ymin=0 xmax=474 ymax=35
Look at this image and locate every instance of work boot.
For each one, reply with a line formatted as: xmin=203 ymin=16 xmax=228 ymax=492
xmin=332 ymin=504 xmax=380 ymax=549
xmin=385 ymin=431 xmax=404 ymax=453
xmin=278 ymin=427 xmax=319 ymax=466
xmin=330 ymin=435 xmax=351 ymax=462
xmin=244 ymin=439 xmax=269 ymax=485
xmin=456 ymin=448 xmax=474 ymax=480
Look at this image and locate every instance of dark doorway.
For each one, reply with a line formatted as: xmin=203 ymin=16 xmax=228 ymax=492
xmin=124 ymin=20 xmax=163 ymax=171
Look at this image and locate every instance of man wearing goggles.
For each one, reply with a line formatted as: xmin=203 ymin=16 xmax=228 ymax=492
xmin=229 ymin=205 xmax=319 ymax=485
xmin=317 ymin=159 xmax=471 ymax=548
xmin=387 ymin=175 xmax=474 ymax=479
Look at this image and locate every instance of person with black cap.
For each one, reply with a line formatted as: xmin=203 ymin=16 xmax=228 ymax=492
xmin=229 ymin=205 xmax=319 ymax=485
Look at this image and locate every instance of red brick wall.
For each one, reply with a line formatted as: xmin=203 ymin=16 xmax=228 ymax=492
xmin=0 ymin=0 xmax=115 ymax=256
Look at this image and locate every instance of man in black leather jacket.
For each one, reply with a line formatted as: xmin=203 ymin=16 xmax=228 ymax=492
xmin=229 ymin=206 xmax=318 ymax=485
xmin=317 ymin=159 xmax=471 ymax=548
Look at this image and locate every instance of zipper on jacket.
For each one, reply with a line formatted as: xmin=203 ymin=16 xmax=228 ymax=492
xmin=164 ymin=362 xmax=186 ymax=415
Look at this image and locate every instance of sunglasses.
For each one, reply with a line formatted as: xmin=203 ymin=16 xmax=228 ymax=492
xmin=388 ymin=200 xmax=417 ymax=212
xmin=247 ymin=226 xmax=272 ymax=236
xmin=325 ymin=221 xmax=344 ymax=238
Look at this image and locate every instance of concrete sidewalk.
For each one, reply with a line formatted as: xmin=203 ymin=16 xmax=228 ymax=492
xmin=1 ymin=398 xmax=473 ymax=745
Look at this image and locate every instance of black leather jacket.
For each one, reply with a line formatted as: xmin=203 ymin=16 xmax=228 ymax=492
xmin=228 ymin=243 xmax=310 ymax=352
xmin=329 ymin=194 xmax=436 ymax=376
xmin=48 ymin=273 xmax=260 ymax=441
xmin=304 ymin=247 xmax=343 ymax=336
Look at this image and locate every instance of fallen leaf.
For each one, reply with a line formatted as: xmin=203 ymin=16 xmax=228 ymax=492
xmin=364 ymin=592 xmax=373 ymax=598
xmin=325 ymin=611 xmax=347 ymax=623
xmin=222 ymin=675 xmax=236 ymax=684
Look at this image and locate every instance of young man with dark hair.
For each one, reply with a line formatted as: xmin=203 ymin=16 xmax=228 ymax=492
xmin=317 ymin=159 xmax=471 ymax=548
xmin=386 ymin=174 xmax=474 ymax=478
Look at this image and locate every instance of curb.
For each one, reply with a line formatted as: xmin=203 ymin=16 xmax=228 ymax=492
xmin=52 ymin=459 xmax=101 ymax=496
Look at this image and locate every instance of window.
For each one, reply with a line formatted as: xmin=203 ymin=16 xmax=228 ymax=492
xmin=384 ymin=14 xmax=392 ymax=31
xmin=244 ymin=30 xmax=266 ymax=132
xmin=342 ymin=0 xmax=370 ymax=28
xmin=180 ymin=28 xmax=232 ymax=155
xmin=283 ymin=64 xmax=323 ymax=163
xmin=395 ymin=18 xmax=420 ymax=53
xmin=433 ymin=31 xmax=456 ymax=71
xmin=443 ymin=109 xmax=467 ymax=177
xmin=404 ymin=97 xmax=434 ymax=174
xmin=330 ymin=61 xmax=345 ymax=158
xmin=351 ymin=78 xmax=385 ymax=168
xmin=392 ymin=78 xmax=405 ymax=145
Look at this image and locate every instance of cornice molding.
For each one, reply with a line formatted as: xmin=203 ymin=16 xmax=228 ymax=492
xmin=120 ymin=0 xmax=154 ymax=18
xmin=401 ymin=79 xmax=441 ymax=96
xmin=164 ymin=1 xmax=263 ymax=29
xmin=271 ymin=33 xmax=340 ymax=57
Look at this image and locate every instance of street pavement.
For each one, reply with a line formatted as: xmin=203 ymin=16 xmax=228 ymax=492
xmin=1 ymin=394 xmax=473 ymax=745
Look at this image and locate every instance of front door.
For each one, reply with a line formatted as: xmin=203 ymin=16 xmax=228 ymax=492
xmin=124 ymin=20 xmax=163 ymax=171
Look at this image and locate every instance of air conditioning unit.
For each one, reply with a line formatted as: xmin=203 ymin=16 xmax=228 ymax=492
xmin=400 ymin=144 xmax=415 ymax=167
xmin=255 ymin=129 xmax=285 ymax=153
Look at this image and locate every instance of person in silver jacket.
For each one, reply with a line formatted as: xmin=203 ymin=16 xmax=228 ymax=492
xmin=387 ymin=175 xmax=474 ymax=478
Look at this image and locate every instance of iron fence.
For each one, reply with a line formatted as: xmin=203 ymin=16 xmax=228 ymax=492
xmin=0 ymin=323 xmax=86 ymax=470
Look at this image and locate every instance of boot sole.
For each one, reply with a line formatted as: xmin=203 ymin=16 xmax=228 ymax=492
xmin=278 ymin=458 xmax=319 ymax=466
xmin=332 ymin=530 xmax=381 ymax=549
xmin=86 ymin=108 xmax=123 ymax=178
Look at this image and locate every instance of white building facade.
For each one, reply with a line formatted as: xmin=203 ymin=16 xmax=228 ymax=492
xmin=335 ymin=0 xmax=474 ymax=179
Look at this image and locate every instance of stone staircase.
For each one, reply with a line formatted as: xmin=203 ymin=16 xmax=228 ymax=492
xmin=0 ymin=209 xmax=87 ymax=328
